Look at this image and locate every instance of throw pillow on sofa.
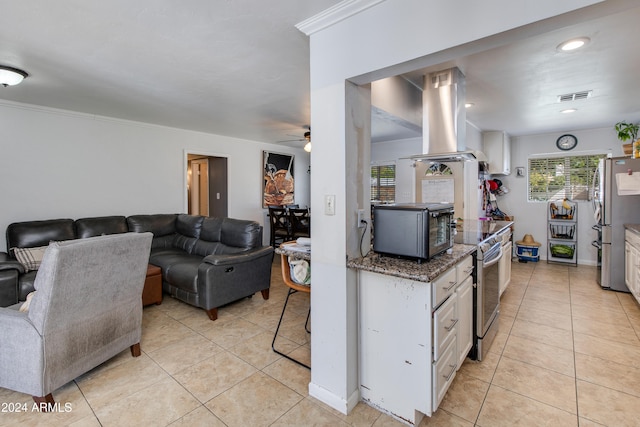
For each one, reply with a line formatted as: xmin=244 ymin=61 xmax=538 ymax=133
xmin=19 ymin=291 xmax=36 ymax=312
xmin=12 ymin=246 xmax=48 ymax=272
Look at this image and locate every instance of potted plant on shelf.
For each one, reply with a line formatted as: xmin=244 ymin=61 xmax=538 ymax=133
xmin=615 ymin=121 xmax=639 ymax=157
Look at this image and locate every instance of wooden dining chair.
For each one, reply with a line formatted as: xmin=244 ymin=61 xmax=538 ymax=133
xmin=268 ymin=207 xmax=290 ymax=248
xmin=289 ymin=208 xmax=310 ymax=239
xmin=272 ymin=243 xmax=310 ymax=369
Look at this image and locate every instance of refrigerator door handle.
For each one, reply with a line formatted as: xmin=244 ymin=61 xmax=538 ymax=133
xmin=602 ymin=225 xmax=612 ymax=245
xmin=601 ymin=242 xmax=611 ymax=289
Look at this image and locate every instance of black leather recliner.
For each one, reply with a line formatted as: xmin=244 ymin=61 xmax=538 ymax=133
xmin=0 ymin=214 xmax=273 ymax=320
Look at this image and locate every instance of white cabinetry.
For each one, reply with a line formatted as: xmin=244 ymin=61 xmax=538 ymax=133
xmin=359 ymin=254 xmax=474 ymax=425
xmin=625 ymin=229 xmax=640 ymax=303
xmin=483 ymin=131 xmax=511 ymax=175
xmin=455 ymin=256 xmax=474 ymax=369
xmin=499 ymin=241 xmax=512 ymax=296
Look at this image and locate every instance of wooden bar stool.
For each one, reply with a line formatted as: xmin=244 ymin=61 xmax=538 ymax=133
xmin=271 ymin=243 xmax=310 ymax=369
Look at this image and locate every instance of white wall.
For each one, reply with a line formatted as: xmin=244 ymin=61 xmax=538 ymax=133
xmin=0 ymin=101 xmax=310 ymax=252
xmin=497 ymin=126 xmax=619 ymax=264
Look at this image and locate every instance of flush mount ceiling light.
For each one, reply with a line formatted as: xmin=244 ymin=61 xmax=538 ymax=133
xmin=0 ymin=65 xmax=28 ymax=87
xmin=465 ymin=102 xmax=474 ymax=108
xmin=557 ymin=37 xmax=590 ymax=52
xmin=303 ymin=130 xmax=311 ymax=152
xmin=561 ymin=108 xmax=578 ymax=114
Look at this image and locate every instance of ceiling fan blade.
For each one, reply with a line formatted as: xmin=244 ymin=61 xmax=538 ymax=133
xmin=276 ymin=138 xmax=304 ymax=143
xmin=276 ymin=127 xmax=310 ymax=143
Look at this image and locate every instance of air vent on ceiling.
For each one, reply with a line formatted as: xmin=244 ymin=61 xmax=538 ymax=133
xmin=557 ymin=90 xmax=592 ymax=102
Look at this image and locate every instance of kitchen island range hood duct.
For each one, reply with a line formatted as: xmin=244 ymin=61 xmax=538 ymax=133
xmin=410 ymin=67 xmax=486 ymax=163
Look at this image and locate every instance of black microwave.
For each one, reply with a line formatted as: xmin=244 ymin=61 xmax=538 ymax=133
xmin=372 ymin=203 xmax=454 ymax=261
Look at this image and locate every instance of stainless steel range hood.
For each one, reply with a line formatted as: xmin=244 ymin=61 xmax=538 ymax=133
xmin=408 ymin=149 xmax=486 ymax=163
xmin=410 ymin=67 xmax=486 ymax=163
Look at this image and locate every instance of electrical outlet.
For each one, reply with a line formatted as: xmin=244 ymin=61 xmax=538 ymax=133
xmin=357 ymin=209 xmax=365 ymax=228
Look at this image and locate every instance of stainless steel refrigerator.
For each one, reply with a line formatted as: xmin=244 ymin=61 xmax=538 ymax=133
xmin=593 ymin=157 xmax=640 ymax=292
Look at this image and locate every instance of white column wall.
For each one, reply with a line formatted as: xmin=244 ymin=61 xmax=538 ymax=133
xmin=303 ymin=0 xmax=603 ymax=414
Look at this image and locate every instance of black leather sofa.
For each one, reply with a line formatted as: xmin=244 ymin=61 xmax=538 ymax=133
xmin=0 ymin=214 xmax=274 ymax=320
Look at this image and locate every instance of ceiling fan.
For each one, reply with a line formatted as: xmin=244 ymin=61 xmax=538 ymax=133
xmin=278 ymin=127 xmax=311 ymax=152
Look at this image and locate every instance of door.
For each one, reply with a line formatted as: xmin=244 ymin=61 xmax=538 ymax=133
xmin=187 ymin=154 xmax=228 ymax=218
xmin=190 ymin=159 xmax=209 ymax=216
xmin=478 ymin=242 xmax=501 ymax=337
xmin=207 ymin=156 xmax=228 ymax=218
xmin=625 ymin=240 xmax=635 ymax=290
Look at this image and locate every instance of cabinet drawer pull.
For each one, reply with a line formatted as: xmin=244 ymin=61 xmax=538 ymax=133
xmin=443 ymin=364 xmax=456 ymax=381
xmin=444 ymin=281 xmax=457 ymax=291
xmin=444 ymin=318 xmax=458 ymax=331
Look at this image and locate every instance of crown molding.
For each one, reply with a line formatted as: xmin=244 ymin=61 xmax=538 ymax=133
xmin=296 ymin=0 xmax=386 ymax=36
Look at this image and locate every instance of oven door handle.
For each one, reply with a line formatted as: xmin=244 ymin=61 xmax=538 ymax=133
xmin=483 ymin=247 xmax=503 ymax=268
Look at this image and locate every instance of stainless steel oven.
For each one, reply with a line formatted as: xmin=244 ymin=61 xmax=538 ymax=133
xmin=472 ymin=236 xmax=502 ymax=361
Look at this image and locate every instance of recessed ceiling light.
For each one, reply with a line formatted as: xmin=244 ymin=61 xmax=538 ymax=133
xmin=561 ymin=108 xmax=577 ymax=114
xmin=465 ymin=103 xmax=474 ymax=108
xmin=557 ymin=37 xmax=590 ymax=52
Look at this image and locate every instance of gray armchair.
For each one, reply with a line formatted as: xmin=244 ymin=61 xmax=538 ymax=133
xmin=0 ymin=232 xmax=152 ymax=408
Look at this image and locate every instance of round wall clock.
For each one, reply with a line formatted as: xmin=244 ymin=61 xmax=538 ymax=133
xmin=556 ymin=134 xmax=578 ymax=151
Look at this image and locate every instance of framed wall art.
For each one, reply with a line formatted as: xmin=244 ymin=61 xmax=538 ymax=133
xmin=263 ymin=151 xmax=294 ymax=208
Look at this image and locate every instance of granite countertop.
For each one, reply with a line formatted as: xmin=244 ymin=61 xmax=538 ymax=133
xmin=625 ymin=224 xmax=640 ymax=235
xmin=347 ymin=243 xmax=477 ymax=283
xmin=275 ymin=244 xmax=311 ymax=261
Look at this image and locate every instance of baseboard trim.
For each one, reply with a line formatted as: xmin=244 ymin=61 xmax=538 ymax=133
xmin=308 ymin=382 xmax=360 ymax=415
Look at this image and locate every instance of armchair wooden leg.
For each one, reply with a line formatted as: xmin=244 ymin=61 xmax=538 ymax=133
xmin=130 ymin=343 xmax=141 ymax=357
xmin=206 ymin=307 xmax=218 ymax=321
xmin=261 ymin=289 xmax=270 ymax=300
xmin=32 ymin=394 xmax=54 ymax=411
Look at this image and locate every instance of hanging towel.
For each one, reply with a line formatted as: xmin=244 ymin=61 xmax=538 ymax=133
xmin=289 ymin=258 xmax=311 ymax=285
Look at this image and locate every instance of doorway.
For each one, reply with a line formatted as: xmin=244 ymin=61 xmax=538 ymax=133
xmin=187 ymin=153 xmax=228 ymax=218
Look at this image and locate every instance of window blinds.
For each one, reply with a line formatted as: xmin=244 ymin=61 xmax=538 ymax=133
xmin=371 ymin=164 xmax=396 ymax=203
xmin=528 ymin=154 xmax=604 ymax=201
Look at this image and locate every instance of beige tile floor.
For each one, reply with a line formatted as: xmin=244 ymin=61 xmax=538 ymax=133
xmin=1 ymin=258 xmax=640 ymax=426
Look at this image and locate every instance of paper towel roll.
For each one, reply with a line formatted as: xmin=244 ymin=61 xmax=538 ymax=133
xmin=296 ymin=237 xmax=311 ymax=246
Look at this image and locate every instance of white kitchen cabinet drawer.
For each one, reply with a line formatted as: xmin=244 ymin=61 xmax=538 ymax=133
xmin=432 ymin=267 xmax=457 ymax=309
xmin=432 ymin=334 xmax=457 ymax=410
xmin=456 ymin=255 xmax=474 ymax=282
xmin=433 ymin=293 xmax=457 ymax=361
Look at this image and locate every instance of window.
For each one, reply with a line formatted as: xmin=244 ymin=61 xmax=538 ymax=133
xmin=371 ymin=164 xmax=396 ymax=203
xmin=528 ymin=154 xmax=605 ymax=201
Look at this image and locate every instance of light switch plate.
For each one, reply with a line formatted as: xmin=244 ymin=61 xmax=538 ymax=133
xmin=325 ymin=195 xmax=335 ymax=215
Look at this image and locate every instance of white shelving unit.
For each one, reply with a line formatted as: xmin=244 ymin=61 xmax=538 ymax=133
xmin=547 ymin=200 xmax=577 ymax=266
